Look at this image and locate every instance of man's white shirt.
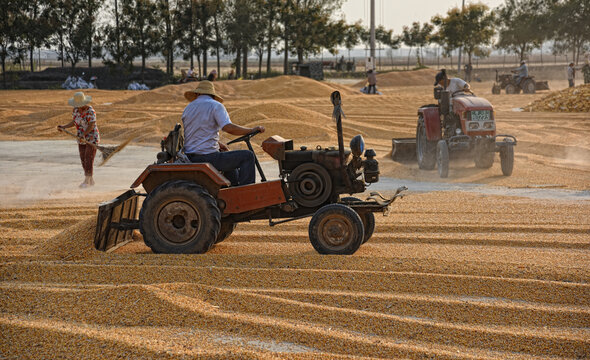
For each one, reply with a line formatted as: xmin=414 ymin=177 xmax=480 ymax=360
xmin=182 ymin=96 xmax=232 ymax=154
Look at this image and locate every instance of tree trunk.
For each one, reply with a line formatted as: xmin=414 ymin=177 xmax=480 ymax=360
xmin=29 ymin=47 xmax=34 ymax=72
xmin=266 ymin=13 xmax=273 ymax=74
xmin=165 ymin=0 xmax=171 ymax=75
xmin=88 ymin=32 xmax=92 ymax=68
xmin=142 ymin=55 xmax=145 ymax=83
xmin=297 ymin=47 xmax=303 ymax=64
xmin=214 ymin=13 xmax=221 ymax=75
xmin=196 ymin=51 xmax=201 ymax=79
xmin=258 ymin=51 xmax=263 ymax=78
xmin=60 ymin=33 xmax=64 ymax=68
xmin=242 ymin=45 xmax=248 ymax=78
xmin=115 ymin=0 xmax=120 ymax=64
xmin=1 ymin=48 xmax=6 ymax=89
xmin=236 ymin=47 xmax=241 ymax=78
xmin=283 ymin=35 xmax=288 ymax=74
xmin=406 ymin=47 xmax=411 ymax=70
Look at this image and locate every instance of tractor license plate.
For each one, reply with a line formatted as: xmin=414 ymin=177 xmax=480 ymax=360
xmin=471 ymin=110 xmax=490 ymax=121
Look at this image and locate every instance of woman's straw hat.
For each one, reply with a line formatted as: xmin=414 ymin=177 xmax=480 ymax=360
xmin=68 ymin=91 xmax=92 ymax=107
xmin=184 ymin=81 xmax=223 ymax=103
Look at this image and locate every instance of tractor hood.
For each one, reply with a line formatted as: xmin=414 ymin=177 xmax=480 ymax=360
xmin=453 ymin=96 xmax=493 ymax=110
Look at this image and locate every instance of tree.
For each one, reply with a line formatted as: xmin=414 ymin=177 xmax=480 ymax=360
xmin=401 ymin=22 xmax=432 ymax=68
xmin=287 ymin=0 xmax=343 ymax=64
xmin=21 ymin=0 xmax=53 ymax=72
xmin=342 ymin=21 xmax=364 ymax=59
xmin=549 ymin=0 xmax=590 ymax=64
xmin=432 ymin=3 xmax=495 ymax=67
xmin=122 ymin=0 xmax=161 ymax=83
xmin=0 ymin=0 xmax=22 ymax=87
xmin=496 ymin=0 xmax=547 ymax=61
xmin=51 ymin=0 xmax=102 ymax=71
xmin=158 ymin=0 xmax=176 ymax=76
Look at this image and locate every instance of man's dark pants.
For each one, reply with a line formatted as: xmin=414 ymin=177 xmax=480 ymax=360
xmin=187 ymin=150 xmax=255 ymax=186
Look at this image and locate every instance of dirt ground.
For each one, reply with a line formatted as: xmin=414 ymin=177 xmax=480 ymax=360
xmin=1 ymin=72 xmax=589 ymax=359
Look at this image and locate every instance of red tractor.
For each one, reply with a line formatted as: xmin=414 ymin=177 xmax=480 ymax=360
xmin=95 ymin=92 xmax=405 ymax=255
xmin=392 ymin=83 xmax=517 ymax=178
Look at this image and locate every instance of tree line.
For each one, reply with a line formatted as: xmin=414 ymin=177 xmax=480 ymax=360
xmin=1 ymin=0 xmax=588 ymax=87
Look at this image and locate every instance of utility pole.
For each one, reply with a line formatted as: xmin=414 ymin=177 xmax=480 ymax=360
xmin=457 ymin=0 xmax=465 ymax=73
xmin=370 ymin=0 xmax=375 ymax=70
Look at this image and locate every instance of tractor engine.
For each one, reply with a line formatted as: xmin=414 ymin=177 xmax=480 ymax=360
xmin=262 ymin=135 xmax=379 ymax=208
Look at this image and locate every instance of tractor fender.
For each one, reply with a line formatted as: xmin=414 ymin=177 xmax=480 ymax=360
xmin=131 ymin=163 xmax=230 ymax=196
xmin=418 ymin=106 xmax=441 ymax=141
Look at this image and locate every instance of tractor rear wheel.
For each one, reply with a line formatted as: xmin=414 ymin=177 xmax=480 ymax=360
xmin=522 ymin=79 xmax=536 ymax=94
xmin=288 ymin=163 xmax=332 ymax=208
xmin=437 ymin=140 xmax=449 ymax=178
xmin=139 ymin=180 xmax=221 ymax=254
xmin=215 ymin=220 xmax=236 ymax=244
xmin=309 ymin=204 xmax=364 ymax=255
xmin=416 ymin=117 xmax=436 ymax=170
xmin=341 ymin=197 xmax=375 ymax=244
xmin=500 ymin=144 xmax=515 ymax=176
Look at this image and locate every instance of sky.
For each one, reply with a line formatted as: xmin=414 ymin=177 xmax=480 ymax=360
xmin=340 ymin=0 xmax=506 ymax=34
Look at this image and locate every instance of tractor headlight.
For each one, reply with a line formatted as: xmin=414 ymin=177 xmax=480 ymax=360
xmin=483 ymin=122 xmax=494 ymax=129
xmin=350 ymin=134 xmax=365 ymax=157
xmin=468 ymin=122 xmax=479 ymax=130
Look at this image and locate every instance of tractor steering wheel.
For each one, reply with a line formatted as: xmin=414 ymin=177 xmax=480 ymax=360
xmin=227 ymin=129 xmax=262 ymax=145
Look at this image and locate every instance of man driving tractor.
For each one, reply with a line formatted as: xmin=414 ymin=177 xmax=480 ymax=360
xmin=182 ymin=81 xmax=265 ymax=186
xmin=512 ymin=60 xmax=528 ymax=85
xmin=434 ymin=70 xmax=471 ymax=106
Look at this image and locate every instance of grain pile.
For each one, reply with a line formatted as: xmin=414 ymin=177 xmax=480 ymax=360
xmin=36 ymin=216 xmax=97 ymax=260
xmin=527 ymin=84 xmax=590 ymax=112
xmin=354 ymin=68 xmax=438 ymax=88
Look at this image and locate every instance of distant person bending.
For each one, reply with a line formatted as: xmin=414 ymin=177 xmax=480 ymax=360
xmin=207 ymin=69 xmax=218 ymax=82
xmin=57 ymin=91 xmax=100 ymax=188
xmin=366 ymin=69 xmax=377 ymax=94
xmin=512 ymin=60 xmax=528 ymax=85
xmin=182 ymin=81 xmax=265 ymax=186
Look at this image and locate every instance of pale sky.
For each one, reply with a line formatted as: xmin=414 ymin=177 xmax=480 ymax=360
xmin=340 ymin=0 xmax=506 ymax=34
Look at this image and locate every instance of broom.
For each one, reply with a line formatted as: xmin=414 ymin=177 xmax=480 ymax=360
xmin=59 ymin=128 xmax=133 ymax=166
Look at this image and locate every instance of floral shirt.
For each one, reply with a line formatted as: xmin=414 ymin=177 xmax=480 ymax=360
xmin=73 ymin=106 xmax=100 ymax=144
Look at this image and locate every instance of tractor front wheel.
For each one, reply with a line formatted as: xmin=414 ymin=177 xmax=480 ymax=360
xmin=500 ymin=144 xmax=515 ymax=176
xmin=139 ymin=180 xmax=221 ymax=254
xmin=437 ymin=140 xmax=449 ymax=178
xmin=340 ymin=197 xmax=375 ymax=244
xmin=309 ymin=204 xmax=364 ymax=255
xmin=474 ymin=146 xmax=494 ymax=169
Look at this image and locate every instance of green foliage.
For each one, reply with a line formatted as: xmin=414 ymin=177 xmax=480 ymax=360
xmin=495 ymin=0 xmax=547 ymax=61
xmin=401 ymin=22 xmax=433 ymax=67
xmin=432 ymin=3 xmax=495 ymax=64
xmin=549 ymin=0 xmax=590 ymax=64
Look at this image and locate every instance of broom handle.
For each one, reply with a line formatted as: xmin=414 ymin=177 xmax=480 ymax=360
xmin=59 ymin=127 xmax=100 ymax=151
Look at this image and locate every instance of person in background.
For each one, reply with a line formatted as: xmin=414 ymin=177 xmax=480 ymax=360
xmin=187 ymin=67 xmax=195 ymax=80
xmin=207 ymin=69 xmax=218 ymax=82
xmin=182 ymin=81 xmax=265 ymax=186
xmin=567 ymin=62 xmax=577 ymax=88
xmin=511 ymin=60 xmax=528 ymax=85
xmin=57 ymin=92 xmax=100 ymax=188
xmin=228 ymin=69 xmax=235 ymax=80
xmin=366 ymin=69 xmax=377 ymax=94
xmin=582 ymin=58 xmax=590 ymax=85
xmin=464 ymin=62 xmax=473 ymax=82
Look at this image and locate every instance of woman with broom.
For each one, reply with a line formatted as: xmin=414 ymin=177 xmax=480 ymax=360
xmin=57 ymin=91 xmax=100 ymax=188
